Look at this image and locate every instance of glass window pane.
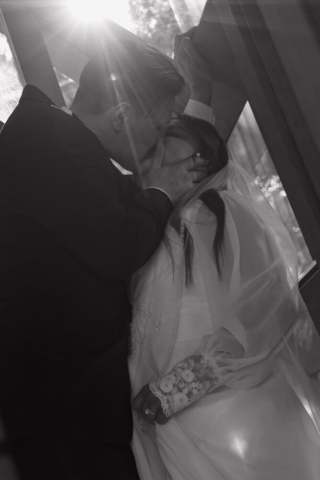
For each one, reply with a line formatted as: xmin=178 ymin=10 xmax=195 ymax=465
xmin=41 ymin=27 xmax=84 ymax=107
xmin=129 ymin=0 xmax=206 ymax=55
xmin=129 ymin=0 xmax=181 ymax=57
xmin=48 ymin=1 xmax=206 ymax=60
xmin=54 ymin=67 xmax=78 ymax=108
xmin=0 ymin=30 xmax=23 ymax=123
xmin=228 ymin=102 xmax=315 ymax=279
xmin=168 ymin=0 xmax=207 ymax=32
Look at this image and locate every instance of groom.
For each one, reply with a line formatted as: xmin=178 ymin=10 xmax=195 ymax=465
xmin=0 ymin=22 xmax=211 ymax=480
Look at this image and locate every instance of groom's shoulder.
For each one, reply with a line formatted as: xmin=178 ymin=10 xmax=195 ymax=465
xmin=11 ymin=85 xmax=65 ymax=127
xmin=4 ymin=86 xmax=90 ymax=155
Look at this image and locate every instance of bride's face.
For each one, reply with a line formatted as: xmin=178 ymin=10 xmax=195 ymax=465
xmin=163 ymin=124 xmax=198 ymax=166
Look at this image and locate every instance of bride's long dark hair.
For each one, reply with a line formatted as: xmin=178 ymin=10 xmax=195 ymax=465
xmin=165 ymin=114 xmax=229 ymax=285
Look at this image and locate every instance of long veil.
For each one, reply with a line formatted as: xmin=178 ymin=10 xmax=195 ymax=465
xmin=130 ymin=158 xmax=320 ymax=409
xmin=129 ymin=160 xmax=320 ymax=480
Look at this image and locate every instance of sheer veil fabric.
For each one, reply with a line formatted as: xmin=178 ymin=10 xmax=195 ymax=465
xmin=129 ymin=161 xmax=320 ymax=480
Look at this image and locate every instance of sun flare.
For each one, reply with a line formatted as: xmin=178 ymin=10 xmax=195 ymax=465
xmin=67 ymin=0 xmax=133 ymax=30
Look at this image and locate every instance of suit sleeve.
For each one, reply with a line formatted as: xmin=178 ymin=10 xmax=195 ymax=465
xmin=3 ymin=113 xmax=172 ymax=281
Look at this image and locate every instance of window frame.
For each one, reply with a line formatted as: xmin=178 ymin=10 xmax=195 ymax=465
xmin=0 ymin=4 xmax=65 ymax=107
xmin=1 ymin=0 xmax=319 ymax=323
xmin=206 ymin=0 xmax=320 ymax=270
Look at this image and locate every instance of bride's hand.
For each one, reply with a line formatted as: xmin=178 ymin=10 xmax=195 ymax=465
xmin=174 ymin=28 xmax=213 ymax=105
xmin=132 ymin=384 xmax=170 ymax=425
xmin=134 ymin=133 xmax=209 ymax=205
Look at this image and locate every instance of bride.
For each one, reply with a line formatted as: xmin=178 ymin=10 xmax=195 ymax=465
xmin=129 ymin=113 xmax=320 ymax=480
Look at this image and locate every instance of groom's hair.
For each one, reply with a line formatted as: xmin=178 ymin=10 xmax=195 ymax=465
xmin=72 ymin=22 xmax=184 ymax=117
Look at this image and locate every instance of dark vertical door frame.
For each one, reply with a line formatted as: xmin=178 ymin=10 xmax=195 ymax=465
xmin=213 ymin=0 xmax=320 ymax=268
xmin=244 ymin=0 xmax=320 ymax=202
xmin=1 ymin=4 xmax=65 ymax=107
xmin=212 ymin=0 xmax=320 ymax=326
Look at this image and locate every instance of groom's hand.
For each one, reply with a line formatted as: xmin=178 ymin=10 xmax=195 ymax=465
xmin=134 ymin=136 xmax=209 ymax=205
xmin=132 ymin=384 xmax=170 ymax=425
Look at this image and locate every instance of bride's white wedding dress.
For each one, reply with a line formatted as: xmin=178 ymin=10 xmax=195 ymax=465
xmin=129 ymin=162 xmax=320 ymax=480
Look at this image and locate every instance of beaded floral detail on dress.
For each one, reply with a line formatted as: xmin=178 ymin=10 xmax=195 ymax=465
xmin=149 ymin=353 xmax=222 ymax=417
xmin=130 ymin=219 xmax=186 ymax=361
xmin=130 ymin=304 xmax=163 ymax=355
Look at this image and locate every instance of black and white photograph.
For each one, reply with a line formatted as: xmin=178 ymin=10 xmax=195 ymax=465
xmin=0 ymin=1 xmax=320 ymax=479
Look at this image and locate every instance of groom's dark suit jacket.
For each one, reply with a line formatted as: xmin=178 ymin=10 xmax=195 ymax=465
xmin=0 ymin=86 xmax=172 ymax=445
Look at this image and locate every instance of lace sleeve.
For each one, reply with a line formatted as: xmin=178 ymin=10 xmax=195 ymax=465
xmin=149 ymin=353 xmax=223 ymax=417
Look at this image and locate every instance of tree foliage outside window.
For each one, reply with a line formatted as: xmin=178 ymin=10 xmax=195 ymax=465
xmin=0 ymin=32 xmax=23 ymax=123
xmin=128 ymin=0 xmax=180 ymax=57
xmin=228 ymin=103 xmax=314 ymax=278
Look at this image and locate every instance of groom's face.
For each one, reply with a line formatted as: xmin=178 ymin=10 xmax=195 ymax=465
xmin=121 ymin=96 xmax=175 ymax=173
